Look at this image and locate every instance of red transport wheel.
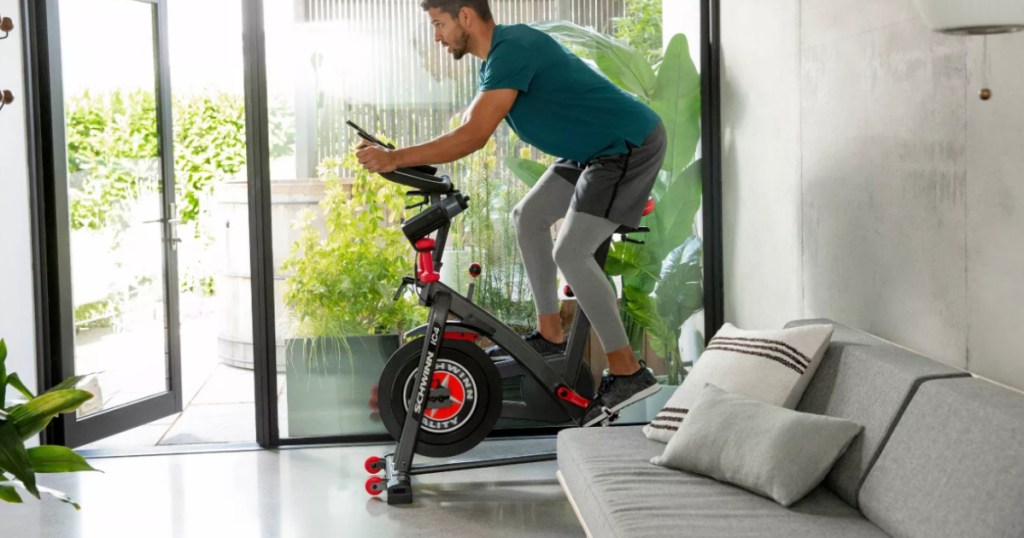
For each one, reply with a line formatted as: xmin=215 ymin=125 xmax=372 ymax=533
xmin=365 ymin=476 xmax=384 ymax=496
xmin=364 ymin=456 xmax=383 ymax=474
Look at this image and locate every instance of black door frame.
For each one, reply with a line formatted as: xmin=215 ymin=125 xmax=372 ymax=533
xmin=242 ymin=0 xmax=724 ymax=448
xmin=26 ymin=0 xmax=184 ymax=448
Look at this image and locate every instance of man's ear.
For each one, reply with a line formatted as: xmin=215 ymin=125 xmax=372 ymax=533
xmin=459 ymin=6 xmax=473 ymax=27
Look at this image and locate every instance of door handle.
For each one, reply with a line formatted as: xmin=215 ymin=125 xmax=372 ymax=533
xmin=141 ymin=216 xmax=183 ymax=250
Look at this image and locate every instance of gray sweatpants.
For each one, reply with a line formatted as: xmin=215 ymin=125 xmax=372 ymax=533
xmin=511 ymin=123 xmax=667 ymax=354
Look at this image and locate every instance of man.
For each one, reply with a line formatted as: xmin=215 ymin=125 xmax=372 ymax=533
xmin=356 ymin=0 xmax=667 ymax=426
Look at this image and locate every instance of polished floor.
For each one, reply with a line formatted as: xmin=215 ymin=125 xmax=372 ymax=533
xmin=1 ymin=437 xmax=584 ymax=538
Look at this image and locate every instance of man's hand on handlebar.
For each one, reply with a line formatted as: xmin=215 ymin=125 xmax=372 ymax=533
xmin=355 ymin=140 xmax=400 ymax=174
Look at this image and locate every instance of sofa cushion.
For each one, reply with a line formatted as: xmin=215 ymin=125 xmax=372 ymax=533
xmin=644 ymin=323 xmax=834 ymax=442
xmin=558 ymin=425 xmax=889 ymax=538
xmin=786 ymin=319 xmax=969 ymax=507
xmin=651 ymin=384 xmax=863 ymax=507
xmin=858 ymin=378 xmax=1024 ymax=538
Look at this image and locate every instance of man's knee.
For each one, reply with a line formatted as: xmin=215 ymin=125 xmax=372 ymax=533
xmin=552 ymin=239 xmax=579 ymax=276
xmin=511 ymin=199 xmax=525 ymax=230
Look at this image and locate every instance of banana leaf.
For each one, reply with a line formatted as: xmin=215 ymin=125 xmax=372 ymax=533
xmin=504 ymin=156 xmax=547 ymax=189
xmin=652 ymin=34 xmax=701 ymax=181
xmin=655 ymin=236 xmax=704 ymax=347
xmin=531 ymin=20 xmax=656 ymax=99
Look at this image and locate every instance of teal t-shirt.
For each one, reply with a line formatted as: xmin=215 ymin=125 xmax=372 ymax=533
xmin=479 ymin=24 xmax=660 ymax=163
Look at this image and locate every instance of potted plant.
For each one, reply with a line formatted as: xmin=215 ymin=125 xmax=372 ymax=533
xmin=506 ymin=24 xmax=704 ymax=392
xmin=0 ymin=339 xmax=98 ymax=509
xmin=280 ymin=153 xmax=420 ymax=437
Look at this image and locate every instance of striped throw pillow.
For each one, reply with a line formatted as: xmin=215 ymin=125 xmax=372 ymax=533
xmin=643 ymin=323 xmax=834 ymax=443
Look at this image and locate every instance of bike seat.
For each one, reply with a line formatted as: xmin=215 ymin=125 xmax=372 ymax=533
xmin=615 ymin=224 xmax=650 ymax=234
xmin=613 ymin=199 xmax=655 ymax=235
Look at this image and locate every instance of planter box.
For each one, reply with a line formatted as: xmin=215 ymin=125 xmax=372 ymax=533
xmin=285 ymin=334 xmax=399 ymax=437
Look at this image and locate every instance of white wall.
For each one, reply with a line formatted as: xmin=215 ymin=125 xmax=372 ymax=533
xmin=720 ymin=0 xmax=1024 ymax=391
xmin=0 ymin=0 xmax=40 ymax=409
xmin=720 ymin=0 xmax=804 ymax=330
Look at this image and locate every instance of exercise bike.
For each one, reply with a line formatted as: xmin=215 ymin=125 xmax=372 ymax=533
xmin=349 ymin=122 xmax=655 ymax=505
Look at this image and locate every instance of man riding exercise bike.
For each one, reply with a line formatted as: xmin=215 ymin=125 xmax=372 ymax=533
xmin=355 ymin=0 xmax=668 ymax=427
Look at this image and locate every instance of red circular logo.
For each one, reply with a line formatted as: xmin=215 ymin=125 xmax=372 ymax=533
xmin=403 ymin=358 xmax=478 ymax=434
xmin=425 ymin=370 xmax=465 ymax=421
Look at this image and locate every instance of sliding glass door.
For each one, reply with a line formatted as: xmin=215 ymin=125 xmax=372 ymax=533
xmin=243 ymin=0 xmax=718 ymax=446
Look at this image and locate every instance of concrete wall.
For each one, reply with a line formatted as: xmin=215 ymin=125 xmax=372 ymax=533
xmin=0 ymin=0 xmax=40 ymax=416
xmin=721 ymin=0 xmax=1024 ymax=391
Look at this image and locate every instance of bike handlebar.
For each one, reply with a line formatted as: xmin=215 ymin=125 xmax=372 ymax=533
xmin=346 ymin=120 xmax=453 ymax=193
xmin=381 ymin=167 xmax=453 ymax=194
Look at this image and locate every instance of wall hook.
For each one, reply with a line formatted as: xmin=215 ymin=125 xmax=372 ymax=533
xmin=0 ymin=16 xmax=14 ymax=39
xmin=0 ymin=89 xmax=13 ymax=112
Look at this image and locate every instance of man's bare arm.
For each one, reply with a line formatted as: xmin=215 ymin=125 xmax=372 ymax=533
xmin=356 ymin=89 xmax=518 ymax=173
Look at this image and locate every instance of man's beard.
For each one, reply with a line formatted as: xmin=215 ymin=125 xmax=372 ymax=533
xmin=447 ymin=28 xmax=470 ymax=60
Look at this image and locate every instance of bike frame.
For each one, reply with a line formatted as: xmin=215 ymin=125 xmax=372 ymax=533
xmin=383 ymin=188 xmax=610 ymax=504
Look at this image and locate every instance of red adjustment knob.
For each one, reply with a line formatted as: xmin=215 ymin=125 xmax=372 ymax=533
xmin=468 ymin=262 xmax=482 ymax=277
xmin=563 ymin=284 xmax=574 ymax=298
xmin=642 ymin=198 xmax=656 ymax=216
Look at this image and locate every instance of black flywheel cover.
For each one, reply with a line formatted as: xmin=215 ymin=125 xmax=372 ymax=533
xmin=378 ymin=337 xmax=502 ymax=458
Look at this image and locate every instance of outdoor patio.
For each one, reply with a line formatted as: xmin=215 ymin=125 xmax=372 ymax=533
xmin=78 ymin=295 xmax=284 ymax=451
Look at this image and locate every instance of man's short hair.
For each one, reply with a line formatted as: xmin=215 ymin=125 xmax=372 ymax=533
xmin=419 ymin=0 xmax=494 ymax=23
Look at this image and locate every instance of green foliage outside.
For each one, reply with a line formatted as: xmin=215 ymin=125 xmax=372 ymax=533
xmin=281 ymin=153 xmax=420 ymax=340
xmin=64 ymin=90 xmax=294 ymax=296
xmin=614 ymin=0 xmax=664 ymax=65
xmin=444 ymin=120 xmax=555 ymax=332
xmin=0 ymin=339 xmax=98 ymax=510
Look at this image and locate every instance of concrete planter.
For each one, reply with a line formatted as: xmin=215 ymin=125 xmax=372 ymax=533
xmin=284 ymin=334 xmax=399 ymax=437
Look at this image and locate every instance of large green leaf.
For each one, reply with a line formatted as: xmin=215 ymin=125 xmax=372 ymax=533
xmin=504 ymin=157 xmax=547 ymax=189
xmin=0 ymin=420 xmax=38 ymax=498
xmin=531 ymin=20 xmax=656 ymax=99
xmin=645 ymin=160 xmax=703 ymax=262
xmin=651 ymin=34 xmax=701 ymax=180
xmin=655 ymin=236 xmax=704 ymax=338
xmin=28 ymin=446 xmax=100 ymax=474
xmin=7 ymin=389 xmax=93 ymax=441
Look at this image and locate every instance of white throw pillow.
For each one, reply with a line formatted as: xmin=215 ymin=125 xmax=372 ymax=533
xmin=643 ymin=322 xmax=834 ymax=443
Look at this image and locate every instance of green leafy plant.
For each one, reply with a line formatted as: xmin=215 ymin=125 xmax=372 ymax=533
xmin=508 ymin=22 xmax=704 ymax=381
xmin=0 ymin=339 xmax=99 ymax=510
xmin=614 ymin=0 xmax=664 ymax=65
xmin=281 ymin=153 xmax=420 ymax=341
xmin=444 ymin=118 xmax=554 ymax=331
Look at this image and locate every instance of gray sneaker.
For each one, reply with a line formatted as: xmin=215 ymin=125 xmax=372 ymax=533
xmin=582 ymin=362 xmax=661 ymax=427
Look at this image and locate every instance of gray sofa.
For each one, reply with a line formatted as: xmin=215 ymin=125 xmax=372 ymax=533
xmin=556 ymin=319 xmax=1024 ymax=538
